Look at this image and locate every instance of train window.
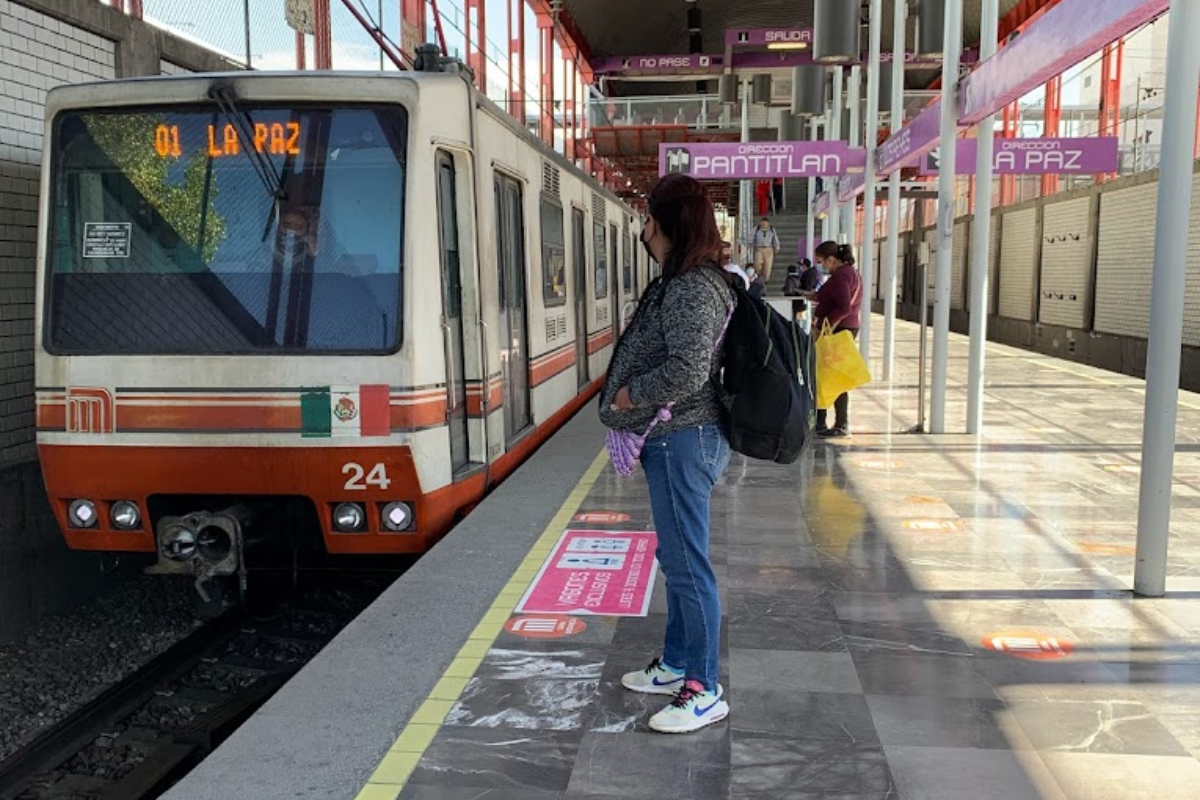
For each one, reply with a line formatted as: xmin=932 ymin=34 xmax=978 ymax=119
xmin=540 ymin=199 xmax=566 ymax=306
xmin=44 ymin=105 xmax=408 ymax=354
xmin=624 ymin=232 xmax=634 ymax=297
xmin=592 ymin=222 xmax=608 ymax=300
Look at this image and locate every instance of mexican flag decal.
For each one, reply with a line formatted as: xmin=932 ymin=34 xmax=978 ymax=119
xmin=301 ymin=385 xmax=390 ymax=438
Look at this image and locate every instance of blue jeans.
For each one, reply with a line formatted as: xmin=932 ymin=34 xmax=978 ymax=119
xmin=641 ymin=424 xmax=730 ymax=692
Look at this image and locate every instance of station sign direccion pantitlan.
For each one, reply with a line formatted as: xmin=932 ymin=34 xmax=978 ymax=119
xmin=658 ymin=137 xmax=1119 ymax=181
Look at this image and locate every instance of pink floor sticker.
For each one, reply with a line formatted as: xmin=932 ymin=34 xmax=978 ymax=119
xmin=516 ymin=530 xmax=658 ymax=617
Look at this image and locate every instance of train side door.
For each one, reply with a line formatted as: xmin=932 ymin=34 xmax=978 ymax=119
xmin=609 ymin=223 xmax=621 ymax=335
xmin=435 ymin=152 xmax=470 ymax=474
xmin=572 ymin=207 xmax=589 ymax=388
xmin=495 ymin=174 xmax=532 ymax=442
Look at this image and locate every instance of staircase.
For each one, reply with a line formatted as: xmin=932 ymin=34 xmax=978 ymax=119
xmin=758 ymin=178 xmax=811 ymax=295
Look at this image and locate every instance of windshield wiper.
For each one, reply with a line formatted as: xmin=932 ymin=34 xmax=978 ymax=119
xmin=208 ymin=82 xmax=287 ymax=241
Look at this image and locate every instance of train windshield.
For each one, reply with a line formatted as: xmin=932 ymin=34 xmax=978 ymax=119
xmin=45 ymin=105 xmax=407 ymax=354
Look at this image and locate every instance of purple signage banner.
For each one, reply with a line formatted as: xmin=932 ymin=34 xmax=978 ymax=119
xmin=918 ymin=137 xmax=1121 ymax=176
xmin=877 ymin=100 xmax=943 ymax=175
xmin=658 ymin=142 xmax=866 ymax=180
xmin=959 ymin=0 xmax=1168 ymax=125
xmin=726 ymin=28 xmax=813 ymax=48
xmin=592 ymin=54 xmax=724 ymax=75
xmin=838 ymin=173 xmax=866 ymax=203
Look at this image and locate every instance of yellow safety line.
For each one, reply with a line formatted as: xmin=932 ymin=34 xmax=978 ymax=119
xmin=354 ymin=449 xmax=610 ymax=800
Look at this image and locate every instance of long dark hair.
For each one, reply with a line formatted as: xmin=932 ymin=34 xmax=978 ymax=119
xmin=815 ymin=240 xmax=856 ymax=266
xmin=647 ymin=174 xmax=724 ymax=281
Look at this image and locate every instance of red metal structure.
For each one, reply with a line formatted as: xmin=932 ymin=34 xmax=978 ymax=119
xmin=1041 ymin=73 xmax=1062 ymax=196
xmin=1098 ymin=38 xmax=1124 ymax=181
xmin=466 ymin=0 xmax=487 ymax=91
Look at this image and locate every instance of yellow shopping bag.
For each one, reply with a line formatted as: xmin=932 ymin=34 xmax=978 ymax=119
xmin=815 ymin=321 xmax=871 ymax=410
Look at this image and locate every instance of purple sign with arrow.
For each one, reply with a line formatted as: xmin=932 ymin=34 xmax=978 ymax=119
xmin=726 ymin=28 xmax=814 ymax=48
xmin=877 ymin=100 xmax=943 ymax=175
xmin=592 ymin=54 xmax=724 ymax=74
xmin=918 ymin=137 xmax=1121 ymax=175
xmin=814 ymin=191 xmax=832 ymax=218
xmin=659 ymin=141 xmax=867 ymax=180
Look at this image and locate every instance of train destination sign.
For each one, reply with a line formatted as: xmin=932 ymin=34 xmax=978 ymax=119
xmin=153 ymin=122 xmax=302 ymax=159
xmin=659 ymin=141 xmax=866 ymax=180
xmin=918 ymin=137 xmax=1121 ymax=176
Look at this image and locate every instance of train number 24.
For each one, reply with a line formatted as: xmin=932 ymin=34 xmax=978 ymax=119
xmin=342 ymin=462 xmax=392 ymax=490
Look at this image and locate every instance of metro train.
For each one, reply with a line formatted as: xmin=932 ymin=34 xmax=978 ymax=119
xmin=34 ymin=61 xmax=647 ymax=595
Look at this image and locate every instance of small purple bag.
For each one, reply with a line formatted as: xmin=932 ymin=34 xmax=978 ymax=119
xmin=605 ymin=302 xmax=733 ymax=477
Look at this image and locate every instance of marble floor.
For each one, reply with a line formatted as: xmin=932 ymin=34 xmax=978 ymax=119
xmin=393 ymin=319 xmax=1200 ymax=800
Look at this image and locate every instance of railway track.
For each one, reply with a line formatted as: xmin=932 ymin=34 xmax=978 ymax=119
xmin=0 ymin=574 xmax=396 ymax=800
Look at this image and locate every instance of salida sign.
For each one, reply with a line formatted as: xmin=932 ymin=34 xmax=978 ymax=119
xmin=920 ymin=137 xmax=1120 ymax=175
xmin=660 ymin=141 xmax=866 ymax=180
xmin=517 ymin=530 xmax=658 ymax=617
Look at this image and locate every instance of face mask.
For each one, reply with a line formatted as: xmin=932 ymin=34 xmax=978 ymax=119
xmin=640 ymin=227 xmax=654 ymax=260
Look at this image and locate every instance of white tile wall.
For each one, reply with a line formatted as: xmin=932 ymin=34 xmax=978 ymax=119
xmin=0 ymin=0 xmax=115 ymax=465
xmin=1039 ymin=197 xmax=1093 ymax=329
xmin=160 ymin=59 xmax=191 ymax=75
xmin=951 ymin=220 xmax=968 ymax=310
xmin=998 ymin=207 xmax=1038 ymax=321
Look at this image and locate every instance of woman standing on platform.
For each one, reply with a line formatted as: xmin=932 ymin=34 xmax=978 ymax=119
xmin=809 ymin=241 xmax=862 ymax=438
xmin=599 ymin=173 xmax=735 ymax=734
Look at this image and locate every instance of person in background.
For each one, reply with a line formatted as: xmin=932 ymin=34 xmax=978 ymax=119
xmin=772 ymin=177 xmax=784 ymax=213
xmin=748 ymin=217 xmax=780 ymax=284
xmin=720 ymin=240 xmax=750 ymax=289
xmin=810 ymin=241 xmax=862 ymax=438
xmin=746 ymin=266 xmax=765 ymax=300
xmin=756 ymin=180 xmax=771 ymax=216
xmin=783 ymin=263 xmax=806 ymax=319
xmin=601 ymin=173 xmax=735 ymax=734
xmin=799 ymin=257 xmax=823 ymax=293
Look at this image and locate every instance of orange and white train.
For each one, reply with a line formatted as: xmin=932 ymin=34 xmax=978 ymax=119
xmin=34 ymin=65 xmax=646 ymax=592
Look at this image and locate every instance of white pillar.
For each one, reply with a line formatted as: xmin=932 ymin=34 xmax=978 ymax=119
xmin=967 ymin=0 xmax=998 ymax=434
xmin=740 ymin=76 xmax=752 ymax=260
xmin=860 ymin=0 xmax=883 ymax=357
xmin=1135 ymin=0 xmax=1200 ymax=598
xmin=828 ymin=66 xmax=843 ymax=245
xmin=807 ymin=121 xmax=818 ymax=258
xmin=929 ymin=0 xmax=961 ymax=434
xmin=882 ymin=0 xmax=906 ymax=382
xmin=844 ymin=66 xmax=861 ymax=248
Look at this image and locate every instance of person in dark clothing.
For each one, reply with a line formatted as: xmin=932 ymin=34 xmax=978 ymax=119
xmin=745 ymin=267 xmax=766 ymax=300
xmin=811 ymin=241 xmax=862 ymax=438
xmin=783 ymin=263 xmax=806 ymax=318
xmin=798 ymin=258 xmax=822 ymax=293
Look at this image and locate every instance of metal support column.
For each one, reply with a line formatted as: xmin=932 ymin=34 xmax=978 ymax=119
xmin=1041 ymin=74 xmax=1062 ymax=196
xmin=860 ymin=1 xmax=883 ymax=356
xmin=313 ymin=0 xmax=332 ymax=69
xmin=967 ymin=0 xmax=998 ymax=434
xmin=1134 ymin=0 xmax=1200 ymax=598
xmin=466 ymin=0 xmax=487 ymax=91
xmin=882 ymin=0 xmax=906 ymax=382
xmin=828 ymin=66 xmax=843 ymax=245
xmin=844 ymin=66 xmax=861 ymax=249
xmin=807 ymin=121 xmax=818 ymax=264
xmin=295 ymin=30 xmax=306 ymax=70
xmin=930 ymin=0 xmax=962 ymax=434
xmin=740 ymin=77 xmax=752 ymax=261
xmin=538 ymin=13 xmax=554 ymax=146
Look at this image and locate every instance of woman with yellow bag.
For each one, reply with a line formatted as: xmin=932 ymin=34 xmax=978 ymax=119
xmin=807 ymin=241 xmax=867 ymax=438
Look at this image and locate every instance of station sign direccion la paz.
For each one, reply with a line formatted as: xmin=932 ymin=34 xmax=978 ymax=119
xmin=919 ymin=137 xmax=1120 ymax=176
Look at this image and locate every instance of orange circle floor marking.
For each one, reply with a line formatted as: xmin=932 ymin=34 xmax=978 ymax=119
xmin=982 ymin=632 xmax=1075 ymax=660
xmin=504 ymin=615 xmax=588 ymax=639
xmin=1078 ymin=542 xmax=1136 ymax=556
xmin=901 ymin=519 xmax=966 ymax=533
xmin=573 ymin=512 xmax=631 ymax=523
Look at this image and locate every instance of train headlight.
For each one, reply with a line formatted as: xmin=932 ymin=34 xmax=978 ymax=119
xmin=333 ymin=503 xmax=365 ymax=532
xmin=68 ymin=499 xmax=98 ymax=529
xmin=161 ymin=525 xmax=197 ymax=561
xmin=110 ymin=501 xmax=141 ymax=530
xmin=381 ymin=502 xmax=413 ymax=532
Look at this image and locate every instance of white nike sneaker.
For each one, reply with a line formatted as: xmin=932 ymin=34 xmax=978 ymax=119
xmin=649 ymin=680 xmax=729 ymax=734
xmin=621 ymin=657 xmax=686 ymax=696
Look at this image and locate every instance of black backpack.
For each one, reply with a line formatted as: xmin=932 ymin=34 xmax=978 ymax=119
xmin=714 ymin=285 xmax=817 ymax=464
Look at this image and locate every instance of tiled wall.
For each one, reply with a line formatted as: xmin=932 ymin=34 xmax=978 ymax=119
xmin=0 ymin=0 xmax=116 ymax=467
